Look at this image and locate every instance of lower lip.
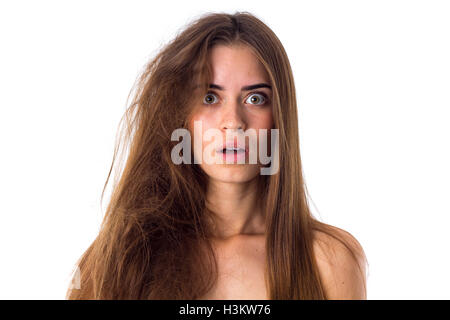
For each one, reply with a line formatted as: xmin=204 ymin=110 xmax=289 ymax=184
xmin=217 ymin=149 xmax=247 ymax=163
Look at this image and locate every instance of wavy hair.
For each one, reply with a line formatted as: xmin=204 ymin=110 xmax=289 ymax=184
xmin=66 ymin=11 xmax=368 ymax=299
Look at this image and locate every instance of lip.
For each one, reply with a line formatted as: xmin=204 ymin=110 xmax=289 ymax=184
xmin=215 ymin=140 xmax=248 ymax=153
xmin=217 ymin=147 xmax=248 ymax=163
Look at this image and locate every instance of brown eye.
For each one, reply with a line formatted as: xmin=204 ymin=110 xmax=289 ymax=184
xmin=245 ymin=93 xmax=266 ymax=105
xmin=203 ymin=93 xmax=218 ymax=105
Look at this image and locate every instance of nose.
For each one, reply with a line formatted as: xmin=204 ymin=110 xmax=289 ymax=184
xmin=220 ymin=99 xmax=246 ymax=132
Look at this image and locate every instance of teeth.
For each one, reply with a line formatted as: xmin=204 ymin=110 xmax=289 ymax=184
xmin=223 ymin=147 xmax=244 ymax=153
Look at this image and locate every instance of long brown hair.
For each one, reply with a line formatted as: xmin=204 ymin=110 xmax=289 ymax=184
xmin=67 ymin=11 xmax=368 ymax=299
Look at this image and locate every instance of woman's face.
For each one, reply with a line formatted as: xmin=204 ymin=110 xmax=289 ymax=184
xmin=188 ymin=44 xmax=274 ymax=183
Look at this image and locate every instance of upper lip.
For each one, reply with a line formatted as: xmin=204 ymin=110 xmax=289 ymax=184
xmin=215 ymin=140 xmax=248 ymax=153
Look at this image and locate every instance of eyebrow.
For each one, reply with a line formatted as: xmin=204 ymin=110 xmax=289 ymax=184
xmin=209 ymin=83 xmax=272 ymax=91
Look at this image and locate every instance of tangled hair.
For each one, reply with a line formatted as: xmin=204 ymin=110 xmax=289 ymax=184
xmin=67 ymin=11 xmax=368 ymax=299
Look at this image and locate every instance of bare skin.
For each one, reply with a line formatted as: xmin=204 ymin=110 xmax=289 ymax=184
xmin=189 ymin=44 xmax=366 ymax=300
xmin=188 ymin=43 xmax=273 ymax=239
xmin=198 ymin=234 xmax=268 ymax=300
xmin=197 ymin=229 xmax=366 ymax=300
xmin=189 ymin=44 xmax=271 ymax=299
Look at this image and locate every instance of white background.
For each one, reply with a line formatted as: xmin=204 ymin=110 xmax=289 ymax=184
xmin=0 ymin=0 xmax=449 ymax=299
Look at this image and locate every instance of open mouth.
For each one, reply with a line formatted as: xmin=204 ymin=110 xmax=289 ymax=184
xmin=219 ymin=147 xmax=246 ymax=154
xmin=215 ymin=146 xmax=248 ymax=163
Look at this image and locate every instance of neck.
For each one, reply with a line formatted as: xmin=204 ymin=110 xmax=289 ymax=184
xmin=205 ymin=177 xmax=266 ymax=239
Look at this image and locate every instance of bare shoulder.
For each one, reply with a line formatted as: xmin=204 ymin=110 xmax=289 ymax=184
xmin=312 ymin=225 xmax=367 ymax=300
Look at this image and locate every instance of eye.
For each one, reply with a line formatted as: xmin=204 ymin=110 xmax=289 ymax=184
xmin=203 ymin=92 xmax=219 ymax=105
xmin=245 ymin=92 xmax=267 ymax=105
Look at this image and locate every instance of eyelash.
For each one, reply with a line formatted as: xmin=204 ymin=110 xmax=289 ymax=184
xmin=203 ymin=91 xmax=270 ymax=106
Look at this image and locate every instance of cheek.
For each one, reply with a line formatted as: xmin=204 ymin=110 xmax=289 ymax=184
xmin=252 ymin=110 xmax=274 ymax=153
xmin=189 ymin=107 xmax=217 ymax=129
xmin=188 ymin=114 xmax=218 ymax=160
xmin=189 ymin=113 xmax=217 ymax=141
xmin=251 ymin=109 xmax=273 ymax=130
xmin=266 ymin=109 xmax=274 ymax=128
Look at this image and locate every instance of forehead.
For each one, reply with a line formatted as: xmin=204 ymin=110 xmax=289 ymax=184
xmin=208 ymin=44 xmax=270 ymax=84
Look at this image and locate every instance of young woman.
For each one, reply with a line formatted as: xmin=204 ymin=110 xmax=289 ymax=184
xmin=67 ymin=11 xmax=368 ymax=300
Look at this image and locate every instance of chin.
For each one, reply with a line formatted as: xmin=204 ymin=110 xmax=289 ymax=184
xmin=201 ymin=164 xmax=261 ymax=183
